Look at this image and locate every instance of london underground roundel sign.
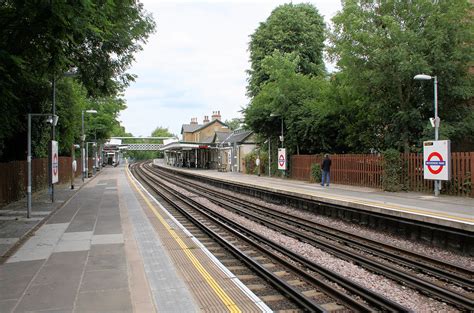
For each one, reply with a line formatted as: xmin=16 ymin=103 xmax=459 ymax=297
xmin=426 ymin=152 xmax=445 ymax=175
xmin=423 ymin=140 xmax=450 ymax=181
xmin=51 ymin=140 xmax=59 ymax=184
xmin=277 ymin=148 xmax=286 ymax=170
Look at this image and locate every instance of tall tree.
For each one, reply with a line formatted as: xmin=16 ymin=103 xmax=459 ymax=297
xmin=328 ymin=0 xmax=473 ymax=152
xmin=245 ymin=51 xmax=331 ymax=155
xmin=247 ymin=3 xmax=326 ymax=98
xmin=0 ymin=0 xmax=155 ymax=161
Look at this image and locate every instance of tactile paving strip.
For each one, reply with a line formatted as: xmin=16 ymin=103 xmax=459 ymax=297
xmin=128 ymin=169 xmax=270 ymax=313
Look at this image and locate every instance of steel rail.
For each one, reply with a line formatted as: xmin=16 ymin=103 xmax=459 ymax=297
xmin=146 ymin=164 xmax=474 ymax=311
xmin=135 ymin=163 xmax=405 ymax=312
xmin=131 ymin=164 xmax=327 ymax=312
xmin=150 ymin=164 xmax=473 ymax=284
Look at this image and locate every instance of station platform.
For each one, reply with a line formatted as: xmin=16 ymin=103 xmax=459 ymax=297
xmin=0 ymin=165 xmax=270 ymax=313
xmin=156 ymin=161 xmax=474 ymax=232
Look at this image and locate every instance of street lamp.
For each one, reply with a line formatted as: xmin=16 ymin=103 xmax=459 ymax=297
xmin=270 ymin=113 xmax=284 ymax=147
xmin=414 ymin=73 xmax=440 ymax=196
xmin=27 ymin=113 xmax=58 ymax=218
xmin=264 ymin=138 xmax=271 ymax=177
xmin=82 ymin=109 xmax=97 ymax=181
xmin=50 ymin=69 xmax=78 ymax=202
xmin=270 ymin=112 xmax=285 ymax=177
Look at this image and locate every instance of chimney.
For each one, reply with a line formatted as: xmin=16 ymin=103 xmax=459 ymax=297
xmin=211 ymin=110 xmax=221 ymax=121
xmin=203 ymin=115 xmax=209 ymax=123
xmin=190 ymin=117 xmax=198 ymax=124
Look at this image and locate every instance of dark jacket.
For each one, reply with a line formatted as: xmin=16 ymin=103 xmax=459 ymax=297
xmin=321 ymin=158 xmax=331 ymax=172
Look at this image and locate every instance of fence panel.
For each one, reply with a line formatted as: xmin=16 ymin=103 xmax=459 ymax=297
xmin=292 ymin=152 xmax=473 ymax=197
xmin=0 ymin=157 xmax=84 ymax=208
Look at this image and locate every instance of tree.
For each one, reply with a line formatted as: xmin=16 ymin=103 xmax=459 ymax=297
xmin=328 ymin=0 xmax=473 ymax=152
xmin=247 ymin=3 xmax=326 ymax=97
xmin=151 ymin=126 xmax=175 ymax=138
xmin=0 ymin=1 xmax=155 ymax=161
xmin=244 ymin=51 xmax=331 ymax=155
xmin=224 ymin=118 xmax=242 ymax=131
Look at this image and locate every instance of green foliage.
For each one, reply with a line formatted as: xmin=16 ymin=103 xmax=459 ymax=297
xmin=244 ymin=52 xmax=332 ymax=155
xmin=311 ymin=163 xmax=321 ymax=183
xmin=328 ymin=0 xmax=473 ymax=152
xmin=224 ymin=118 xmax=242 ymax=131
xmin=151 ymin=126 xmax=176 ymax=138
xmin=244 ymin=149 xmax=269 ymax=176
xmin=0 ymin=0 xmax=155 ymax=161
xmin=247 ymin=3 xmax=326 ymax=97
xmin=382 ymin=149 xmax=402 ymax=192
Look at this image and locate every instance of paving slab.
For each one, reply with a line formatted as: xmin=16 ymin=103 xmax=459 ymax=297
xmin=0 ymin=259 xmax=44 ymax=301
xmin=75 ymin=288 xmax=133 ymax=313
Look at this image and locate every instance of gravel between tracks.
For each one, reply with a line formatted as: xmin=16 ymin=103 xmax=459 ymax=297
xmin=197 ymin=178 xmax=473 ymax=271
xmin=160 ymin=177 xmax=460 ymax=312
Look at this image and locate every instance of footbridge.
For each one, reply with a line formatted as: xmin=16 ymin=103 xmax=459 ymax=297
xmin=109 ymin=136 xmax=177 ymax=151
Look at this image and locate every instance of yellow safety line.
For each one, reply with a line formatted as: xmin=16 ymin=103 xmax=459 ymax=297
xmin=192 ymin=171 xmax=473 ymax=224
xmin=126 ymin=167 xmax=242 ymax=313
xmin=283 ymin=186 xmax=473 ymax=223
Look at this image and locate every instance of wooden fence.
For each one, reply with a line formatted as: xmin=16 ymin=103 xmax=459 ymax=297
xmin=0 ymin=157 xmax=89 ymax=208
xmin=291 ymin=152 xmax=474 ymax=197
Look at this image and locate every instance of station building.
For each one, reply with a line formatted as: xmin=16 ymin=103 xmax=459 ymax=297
xmin=160 ymin=111 xmax=256 ymax=172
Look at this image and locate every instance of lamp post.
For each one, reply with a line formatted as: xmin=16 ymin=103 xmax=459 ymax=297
xmin=270 ymin=112 xmax=284 ymax=177
xmin=82 ymin=109 xmax=97 ymax=181
xmin=86 ymin=141 xmax=96 ymax=178
xmin=27 ymin=113 xmax=58 ymax=218
xmin=92 ymin=125 xmax=106 ymax=173
xmin=50 ymin=70 xmax=78 ymax=202
xmin=264 ymin=138 xmax=271 ymax=177
xmin=414 ymin=74 xmax=440 ymax=196
xmin=270 ymin=113 xmax=284 ymax=147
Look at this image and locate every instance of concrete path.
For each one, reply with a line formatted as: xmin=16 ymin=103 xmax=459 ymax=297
xmin=0 ymin=168 xmax=157 ymax=313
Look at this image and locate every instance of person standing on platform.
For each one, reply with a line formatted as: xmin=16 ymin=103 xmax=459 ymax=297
xmin=321 ymin=154 xmax=332 ymax=187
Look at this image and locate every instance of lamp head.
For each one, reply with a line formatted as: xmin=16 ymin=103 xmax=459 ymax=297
xmin=414 ymin=74 xmax=432 ymax=80
xmin=85 ymin=109 xmax=97 ymax=114
xmin=46 ymin=115 xmax=59 ymax=126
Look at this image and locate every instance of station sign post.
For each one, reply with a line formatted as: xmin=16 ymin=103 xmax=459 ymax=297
xmin=51 ymin=140 xmax=59 ymax=184
xmin=277 ymin=148 xmax=286 ymax=171
xmin=423 ymin=140 xmax=450 ymax=196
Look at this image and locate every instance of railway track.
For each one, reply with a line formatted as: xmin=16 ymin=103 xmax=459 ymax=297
xmin=141 ymin=162 xmax=474 ymax=311
xmin=131 ymin=162 xmax=407 ymax=312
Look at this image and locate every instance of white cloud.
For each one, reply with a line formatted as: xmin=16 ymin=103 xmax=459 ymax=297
xmin=121 ymin=0 xmax=342 ymax=137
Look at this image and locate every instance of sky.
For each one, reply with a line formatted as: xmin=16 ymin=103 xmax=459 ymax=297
xmin=121 ymin=0 xmax=342 ymax=138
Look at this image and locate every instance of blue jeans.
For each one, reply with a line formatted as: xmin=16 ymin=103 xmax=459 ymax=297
xmin=321 ymin=170 xmax=330 ymax=186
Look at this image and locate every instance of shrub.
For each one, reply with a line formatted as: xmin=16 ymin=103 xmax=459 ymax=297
xmin=311 ymin=163 xmax=321 ymax=183
xmin=382 ymin=149 xmax=402 ymax=192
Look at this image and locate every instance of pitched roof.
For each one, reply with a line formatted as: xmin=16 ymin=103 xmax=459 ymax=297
xmin=214 ymin=131 xmax=230 ymax=143
xmin=201 ymin=135 xmax=215 ymax=144
xmin=181 ymin=119 xmax=229 ymax=135
xmin=181 ymin=123 xmax=201 ymax=134
xmin=195 ymin=119 xmax=228 ymax=132
xmin=221 ymin=129 xmax=254 ymax=145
